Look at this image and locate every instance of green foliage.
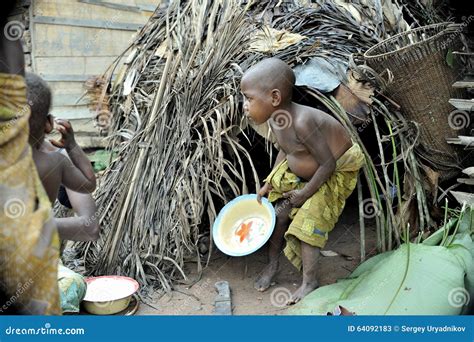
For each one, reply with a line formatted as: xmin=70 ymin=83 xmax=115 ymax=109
xmin=88 ymin=150 xmax=116 ymax=173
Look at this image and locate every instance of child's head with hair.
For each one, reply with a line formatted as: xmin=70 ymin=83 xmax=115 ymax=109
xmin=26 ymin=72 xmax=53 ymax=148
xmin=240 ymin=58 xmax=295 ymax=124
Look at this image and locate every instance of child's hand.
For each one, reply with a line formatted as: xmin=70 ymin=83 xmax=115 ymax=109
xmin=282 ymin=189 xmax=309 ymax=208
xmin=257 ymin=183 xmax=272 ymax=204
xmin=49 ymin=119 xmax=76 ymax=149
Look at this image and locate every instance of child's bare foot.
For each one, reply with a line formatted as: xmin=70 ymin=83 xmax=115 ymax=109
xmin=254 ymin=261 xmax=278 ymax=292
xmin=287 ymin=280 xmax=318 ymax=305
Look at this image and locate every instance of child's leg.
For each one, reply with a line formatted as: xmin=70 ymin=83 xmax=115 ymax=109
xmin=254 ymin=200 xmax=291 ymax=291
xmin=288 ymin=240 xmax=320 ymax=304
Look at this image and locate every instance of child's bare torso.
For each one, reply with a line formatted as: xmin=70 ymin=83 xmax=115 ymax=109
xmin=270 ymin=103 xmax=352 ymax=181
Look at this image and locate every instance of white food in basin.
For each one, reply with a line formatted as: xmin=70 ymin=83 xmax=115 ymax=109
xmin=84 ymin=277 xmax=137 ymax=302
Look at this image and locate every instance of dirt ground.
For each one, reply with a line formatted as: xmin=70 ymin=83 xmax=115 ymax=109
xmin=136 ymin=199 xmax=378 ymax=315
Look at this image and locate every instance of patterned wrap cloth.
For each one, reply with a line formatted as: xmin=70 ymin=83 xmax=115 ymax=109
xmin=265 ymin=143 xmax=365 ymax=270
xmin=58 ymin=261 xmax=86 ymax=313
xmin=0 ymin=73 xmax=60 ymax=315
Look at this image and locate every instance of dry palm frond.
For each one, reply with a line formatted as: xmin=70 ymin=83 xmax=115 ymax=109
xmin=398 ymin=0 xmax=449 ymax=26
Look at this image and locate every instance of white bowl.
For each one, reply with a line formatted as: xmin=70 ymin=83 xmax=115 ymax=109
xmin=83 ymin=276 xmax=139 ymax=315
xmin=212 ymin=194 xmax=276 ymax=256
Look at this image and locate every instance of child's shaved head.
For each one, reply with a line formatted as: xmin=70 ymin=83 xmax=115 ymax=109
xmin=26 ymin=72 xmax=52 ymax=147
xmin=242 ymin=58 xmax=295 ymax=101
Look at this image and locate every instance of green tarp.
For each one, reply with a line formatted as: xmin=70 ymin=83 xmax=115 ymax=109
xmin=289 ymin=209 xmax=474 ymax=315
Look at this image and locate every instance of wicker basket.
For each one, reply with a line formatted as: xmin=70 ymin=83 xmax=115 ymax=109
xmin=364 ymin=23 xmax=465 ymax=179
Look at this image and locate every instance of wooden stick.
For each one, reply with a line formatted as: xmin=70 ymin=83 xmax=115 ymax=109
xmin=357 ymin=174 xmax=366 ymax=262
xmin=107 ymin=51 xmax=175 ymax=267
xmin=370 ymin=110 xmax=389 ymax=251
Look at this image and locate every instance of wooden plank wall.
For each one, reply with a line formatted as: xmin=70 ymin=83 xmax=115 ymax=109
xmin=29 ymin=0 xmax=158 ymax=147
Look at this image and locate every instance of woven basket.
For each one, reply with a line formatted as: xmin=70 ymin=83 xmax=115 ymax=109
xmin=364 ymin=23 xmax=464 ymax=179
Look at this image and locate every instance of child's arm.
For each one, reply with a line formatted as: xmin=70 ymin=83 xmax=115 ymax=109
xmin=50 ymin=119 xmax=96 ymax=193
xmin=273 ymin=149 xmax=287 ymax=167
xmin=257 ymin=149 xmax=286 ymax=204
xmin=55 ymin=189 xmax=99 ymax=241
xmin=283 ymin=118 xmax=336 ymax=207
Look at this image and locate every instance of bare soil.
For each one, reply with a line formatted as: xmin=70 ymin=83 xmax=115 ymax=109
xmin=136 ymin=201 xmax=378 ymax=315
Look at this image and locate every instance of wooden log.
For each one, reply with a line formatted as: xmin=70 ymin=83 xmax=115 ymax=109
xmin=446 ymin=136 xmax=474 ymax=147
xmin=452 ymin=81 xmax=474 ymax=89
xmin=357 ymin=176 xmax=366 ymax=262
xmin=456 ymin=178 xmax=474 ymax=185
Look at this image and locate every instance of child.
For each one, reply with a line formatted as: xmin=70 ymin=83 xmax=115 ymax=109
xmin=241 ymin=58 xmax=365 ymax=304
xmin=26 ymin=73 xmax=98 ymax=313
xmin=26 ymin=72 xmax=96 ymax=203
xmin=26 ymin=72 xmax=98 ymax=241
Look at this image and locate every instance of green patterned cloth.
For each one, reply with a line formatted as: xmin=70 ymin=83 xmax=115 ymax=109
xmin=58 ymin=262 xmax=87 ymax=313
xmin=265 ymin=143 xmax=365 ymax=270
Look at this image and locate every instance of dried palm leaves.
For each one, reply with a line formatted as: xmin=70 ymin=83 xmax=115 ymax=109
xmin=75 ymin=1 xmax=261 ymax=289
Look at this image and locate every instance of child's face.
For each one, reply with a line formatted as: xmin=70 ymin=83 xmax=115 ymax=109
xmin=240 ymin=79 xmax=273 ymax=125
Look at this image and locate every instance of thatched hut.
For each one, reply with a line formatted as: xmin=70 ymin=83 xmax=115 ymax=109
xmin=71 ymin=0 xmax=470 ymax=292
